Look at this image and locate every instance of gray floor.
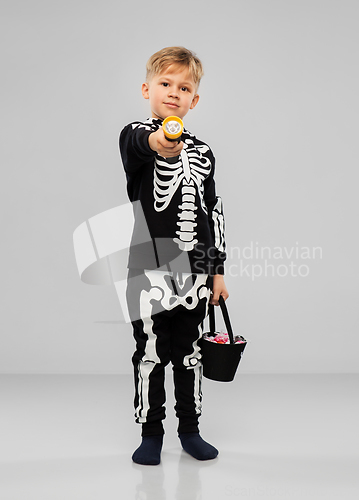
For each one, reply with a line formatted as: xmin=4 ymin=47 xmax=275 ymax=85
xmin=0 ymin=373 xmax=358 ymax=500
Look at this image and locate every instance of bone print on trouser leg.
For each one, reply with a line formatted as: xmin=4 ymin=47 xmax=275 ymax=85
xmin=126 ymin=268 xmax=212 ymax=437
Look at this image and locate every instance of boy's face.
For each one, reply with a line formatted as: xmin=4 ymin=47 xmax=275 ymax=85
xmin=142 ymin=64 xmax=199 ymax=121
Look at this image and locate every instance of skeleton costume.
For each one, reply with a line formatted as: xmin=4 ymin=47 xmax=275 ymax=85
xmin=120 ymin=118 xmax=226 ymax=436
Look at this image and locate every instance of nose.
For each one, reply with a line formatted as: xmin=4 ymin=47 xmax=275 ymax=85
xmin=168 ymin=87 xmax=179 ymax=98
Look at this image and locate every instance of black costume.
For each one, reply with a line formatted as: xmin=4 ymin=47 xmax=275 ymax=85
xmin=119 ymin=117 xmax=226 ymax=435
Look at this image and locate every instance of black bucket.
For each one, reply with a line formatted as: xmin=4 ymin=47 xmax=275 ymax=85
xmin=198 ymin=296 xmax=247 ymax=382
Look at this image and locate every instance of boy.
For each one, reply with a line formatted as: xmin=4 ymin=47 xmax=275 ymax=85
xmin=119 ymin=47 xmax=228 ymax=465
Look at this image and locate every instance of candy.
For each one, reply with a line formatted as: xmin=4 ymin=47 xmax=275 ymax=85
xmin=203 ymin=331 xmax=246 ymax=345
xmin=234 ymin=335 xmax=246 ymax=344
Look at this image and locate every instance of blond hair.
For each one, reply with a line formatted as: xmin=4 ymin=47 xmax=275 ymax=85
xmin=146 ymin=46 xmax=204 ymax=89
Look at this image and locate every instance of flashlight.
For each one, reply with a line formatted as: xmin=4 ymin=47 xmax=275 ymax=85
xmin=162 ymin=116 xmax=184 ymax=142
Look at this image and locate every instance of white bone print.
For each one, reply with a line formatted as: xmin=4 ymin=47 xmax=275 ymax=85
xmin=174 ymin=180 xmax=198 ymax=251
xmin=135 ymin=270 xmax=211 ymax=420
xmin=153 ymin=140 xmax=211 ymax=251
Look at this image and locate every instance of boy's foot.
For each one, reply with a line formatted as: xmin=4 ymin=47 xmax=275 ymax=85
xmin=179 ymin=432 xmax=219 ymax=460
xmin=132 ymin=435 xmax=163 ymax=465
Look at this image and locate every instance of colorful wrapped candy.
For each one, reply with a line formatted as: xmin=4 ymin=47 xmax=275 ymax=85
xmin=203 ymin=330 xmax=246 ymax=345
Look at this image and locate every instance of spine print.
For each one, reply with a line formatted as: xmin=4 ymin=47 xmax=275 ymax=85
xmin=173 ymin=180 xmax=198 ymax=251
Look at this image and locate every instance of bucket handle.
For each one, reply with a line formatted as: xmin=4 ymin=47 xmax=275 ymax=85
xmin=209 ymin=296 xmax=235 ymax=344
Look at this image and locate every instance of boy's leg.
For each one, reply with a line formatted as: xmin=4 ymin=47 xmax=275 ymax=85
xmin=170 ymin=273 xmax=219 ymax=460
xmin=127 ymin=269 xmax=174 ymax=436
xmin=131 ymin=312 xmax=172 ymax=436
xmin=126 ymin=268 xmax=176 ymax=465
xmin=169 ymin=273 xmax=212 ymax=434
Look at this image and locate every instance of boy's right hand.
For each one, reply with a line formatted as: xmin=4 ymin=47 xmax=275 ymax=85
xmin=148 ymin=128 xmax=183 ymax=158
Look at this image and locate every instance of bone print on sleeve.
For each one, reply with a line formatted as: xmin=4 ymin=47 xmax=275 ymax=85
xmin=203 ymin=151 xmax=226 ymax=275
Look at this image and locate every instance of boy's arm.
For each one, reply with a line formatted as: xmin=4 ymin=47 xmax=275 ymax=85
xmin=119 ymin=123 xmax=183 ymax=173
xmin=203 ymin=150 xmax=229 ymax=305
xmin=119 ymin=123 xmax=156 ymax=174
xmin=148 ymin=129 xmax=183 ymax=158
xmin=211 ymin=274 xmax=229 ymax=306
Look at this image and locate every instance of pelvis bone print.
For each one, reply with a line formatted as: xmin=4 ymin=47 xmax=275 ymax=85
xmin=153 ymin=139 xmax=211 ymax=252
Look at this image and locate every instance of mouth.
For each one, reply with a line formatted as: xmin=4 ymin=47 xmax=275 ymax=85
xmin=164 ymin=102 xmax=179 ymax=108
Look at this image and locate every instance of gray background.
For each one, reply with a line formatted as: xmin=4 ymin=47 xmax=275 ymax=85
xmin=1 ymin=0 xmax=358 ymax=374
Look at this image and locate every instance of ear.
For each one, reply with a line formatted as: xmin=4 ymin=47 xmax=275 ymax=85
xmin=190 ymin=93 xmax=199 ymax=110
xmin=142 ymin=82 xmax=150 ymax=100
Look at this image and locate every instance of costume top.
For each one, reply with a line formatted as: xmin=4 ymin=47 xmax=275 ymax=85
xmin=119 ymin=117 xmax=226 ymax=275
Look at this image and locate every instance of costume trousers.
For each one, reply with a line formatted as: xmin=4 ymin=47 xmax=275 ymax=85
xmin=126 ymin=268 xmax=212 ymax=436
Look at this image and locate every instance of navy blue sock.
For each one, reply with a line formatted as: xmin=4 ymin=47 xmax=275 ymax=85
xmin=179 ymin=432 xmax=219 ymax=460
xmin=132 ymin=435 xmax=163 ymax=465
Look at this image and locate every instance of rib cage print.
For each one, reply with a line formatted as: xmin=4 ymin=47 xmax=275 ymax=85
xmin=153 ymin=139 xmax=211 ymax=251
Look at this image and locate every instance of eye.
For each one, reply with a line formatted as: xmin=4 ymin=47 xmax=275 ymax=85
xmin=181 ymin=87 xmax=188 ymax=92
xmin=161 ymin=82 xmax=169 ymax=87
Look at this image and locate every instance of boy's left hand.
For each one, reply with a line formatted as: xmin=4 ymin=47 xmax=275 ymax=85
xmin=210 ymin=274 xmax=229 ymax=305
